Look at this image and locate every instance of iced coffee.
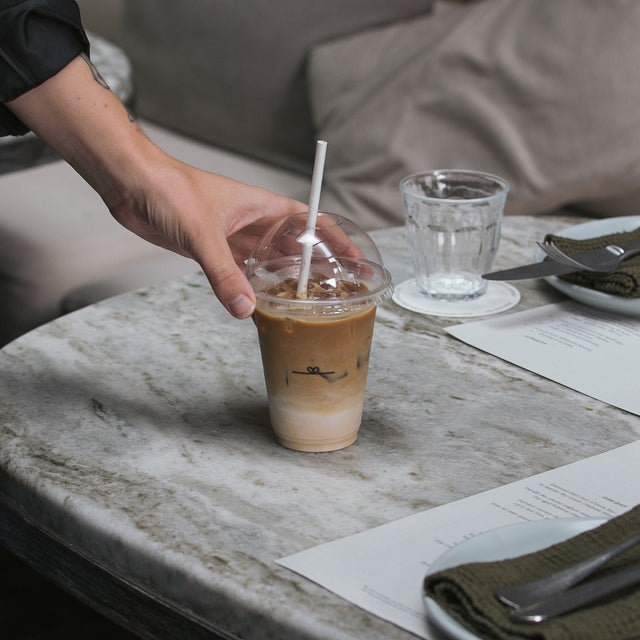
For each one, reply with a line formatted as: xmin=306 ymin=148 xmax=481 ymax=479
xmin=246 ymin=213 xmax=393 ymax=452
xmin=255 ymin=277 xmax=376 ymax=451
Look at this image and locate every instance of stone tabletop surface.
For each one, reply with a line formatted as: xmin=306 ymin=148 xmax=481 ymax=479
xmin=1 ymin=215 xmax=638 ymax=640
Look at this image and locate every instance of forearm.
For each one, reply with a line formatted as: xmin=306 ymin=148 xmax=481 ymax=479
xmin=6 ymin=54 xmax=165 ymax=208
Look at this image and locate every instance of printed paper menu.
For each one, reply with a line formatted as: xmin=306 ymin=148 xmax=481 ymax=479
xmin=278 ymin=441 xmax=640 ymax=639
xmin=446 ymin=301 xmax=640 ymax=416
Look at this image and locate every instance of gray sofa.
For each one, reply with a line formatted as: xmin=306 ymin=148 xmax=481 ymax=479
xmin=3 ymin=0 xmax=640 ymax=346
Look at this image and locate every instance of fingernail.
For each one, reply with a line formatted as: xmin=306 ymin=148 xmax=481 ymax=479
xmin=228 ymin=293 xmax=255 ymax=318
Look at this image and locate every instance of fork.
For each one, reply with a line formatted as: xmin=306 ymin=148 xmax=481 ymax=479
xmin=537 ymin=238 xmax=640 ymax=273
xmin=495 ymin=530 xmax=640 ymax=611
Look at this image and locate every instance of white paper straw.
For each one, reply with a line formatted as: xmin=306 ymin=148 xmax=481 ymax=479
xmin=297 ymin=140 xmax=328 ymax=298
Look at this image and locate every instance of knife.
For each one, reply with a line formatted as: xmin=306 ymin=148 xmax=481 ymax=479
xmin=482 ymin=259 xmax=580 ymax=281
xmin=483 ymin=238 xmax=640 ymax=281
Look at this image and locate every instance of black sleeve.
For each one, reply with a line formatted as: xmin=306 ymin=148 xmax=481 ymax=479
xmin=0 ymin=0 xmax=90 ymax=135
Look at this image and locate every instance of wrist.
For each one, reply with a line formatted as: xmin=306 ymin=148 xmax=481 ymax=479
xmin=94 ymin=128 xmax=171 ymax=212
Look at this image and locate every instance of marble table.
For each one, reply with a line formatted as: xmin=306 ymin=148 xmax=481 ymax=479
xmin=1 ymin=215 xmax=638 ymax=640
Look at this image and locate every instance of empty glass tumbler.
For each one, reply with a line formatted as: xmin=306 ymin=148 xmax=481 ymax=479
xmin=400 ymin=170 xmax=509 ymax=300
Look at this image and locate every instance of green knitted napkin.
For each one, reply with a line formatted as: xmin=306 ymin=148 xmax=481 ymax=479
xmin=544 ymin=227 xmax=640 ymax=297
xmin=423 ymin=505 xmax=640 ymax=640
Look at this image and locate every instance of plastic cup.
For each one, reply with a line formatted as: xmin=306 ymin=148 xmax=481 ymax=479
xmin=400 ymin=170 xmax=509 ymax=300
xmin=245 ymin=212 xmax=393 ymax=452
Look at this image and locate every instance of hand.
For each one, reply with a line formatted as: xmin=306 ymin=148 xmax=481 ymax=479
xmin=106 ymin=155 xmax=304 ymax=318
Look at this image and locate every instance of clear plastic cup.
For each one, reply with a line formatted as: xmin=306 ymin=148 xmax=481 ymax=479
xmin=245 ymin=212 xmax=393 ymax=452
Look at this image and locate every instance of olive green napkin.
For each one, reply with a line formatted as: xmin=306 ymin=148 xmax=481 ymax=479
xmin=423 ymin=505 xmax=640 ymax=640
xmin=544 ymin=227 xmax=640 ymax=297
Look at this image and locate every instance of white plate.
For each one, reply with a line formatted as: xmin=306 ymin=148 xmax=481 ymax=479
xmin=423 ymin=517 xmax=605 ymax=640
xmin=534 ymin=216 xmax=640 ymax=317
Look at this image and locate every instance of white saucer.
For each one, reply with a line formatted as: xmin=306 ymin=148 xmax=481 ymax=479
xmin=392 ymin=279 xmax=520 ymax=318
xmin=534 ymin=216 xmax=640 ymax=317
xmin=423 ymin=517 xmax=606 ymax=640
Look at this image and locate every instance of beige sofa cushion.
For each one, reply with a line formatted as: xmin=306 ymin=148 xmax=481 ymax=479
xmin=310 ymin=0 xmax=640 ymax=229
xmin=122 ymin=0 xmax=432 ymax=173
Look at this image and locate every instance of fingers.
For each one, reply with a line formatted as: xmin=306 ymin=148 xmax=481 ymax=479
xmin=207 ymin=192 xmax=304 ymax=317
xmin=197 ymin=232 xmax=257 ymax=319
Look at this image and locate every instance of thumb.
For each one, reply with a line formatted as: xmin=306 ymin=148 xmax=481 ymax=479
xmin=200 ymin=241 xmax=256 ymax=319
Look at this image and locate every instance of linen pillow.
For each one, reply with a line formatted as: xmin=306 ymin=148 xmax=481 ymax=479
xmin=309 ymin=0 xmax=640 ymax=229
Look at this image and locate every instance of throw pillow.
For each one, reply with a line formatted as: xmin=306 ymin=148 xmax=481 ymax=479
xmin=309 ymin=0 xmax=640 ymax=229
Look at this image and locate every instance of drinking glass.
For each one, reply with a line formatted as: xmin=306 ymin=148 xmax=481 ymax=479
xmin=400 ymin=170 xmax=509 ymax=300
